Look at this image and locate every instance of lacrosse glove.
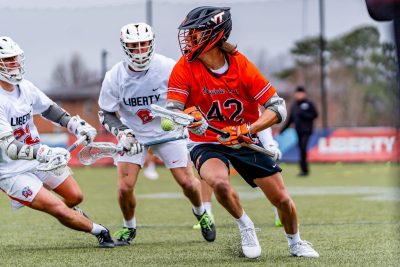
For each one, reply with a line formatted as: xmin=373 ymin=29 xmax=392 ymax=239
xmin=117 ymin=129 xmax=143 ymax=156
xmin=217 ymin=123 xmax=258 ymax=149
xmin=184 ymin=106 xmax=208 ymax=135
xmin=266 ymin=140 xmax=282 ymax=161
xmin=67 ymin=116 xmax=97 ymax=145
xmin=36 ymin=144 xmax=71 ymax=163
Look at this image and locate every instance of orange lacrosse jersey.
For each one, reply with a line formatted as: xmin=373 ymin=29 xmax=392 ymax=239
xmin=168 ymin=50 xmax=277 ymax=142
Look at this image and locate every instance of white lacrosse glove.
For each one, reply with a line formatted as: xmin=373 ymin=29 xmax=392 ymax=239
xmin=117 ymin=129 xmax=143 ymax=156
xmin=36 ymin=144 xmax=71 ymax=163
xmin=67 ymin=116 xmax=97 ymax=145
xmin=266 ymin=140 xmax=282 ymax=161
xmin=183 ymin=106 xmax=208 ymax=135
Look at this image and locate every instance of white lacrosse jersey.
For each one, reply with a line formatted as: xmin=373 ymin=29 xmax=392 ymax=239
xmin=0 ymin=80 xmax=53 ymax=178
xmin=98 ymin=54 xmax=178 ymax=143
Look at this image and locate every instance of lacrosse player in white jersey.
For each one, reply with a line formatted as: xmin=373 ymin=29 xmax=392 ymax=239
xmin=0 ymin=37 xmax=114 ymax=248
xmin=98 ymin=23 xmax=215 ymax=246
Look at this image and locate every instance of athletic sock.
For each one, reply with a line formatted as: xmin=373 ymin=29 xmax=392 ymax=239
xmin=90 ymin=223 xmax=107 ymax=235
xmin=235 ymin=210 xmax=254 ymax=229
xmin=272 ymin=206 xmax=280 ymax=220
xmin=203 ymin=202 xmax=212 ymax=215
xmin=123 ymin=217 xmax=136 ymax=229
xmin=192 ymin=205 xmax=206 ymax=216
xmin=286 ymin=231 xmax=301 ymax=246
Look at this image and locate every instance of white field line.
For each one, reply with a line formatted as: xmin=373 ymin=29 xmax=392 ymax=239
xmin=138 ymin=186 xmax=400 ymax=202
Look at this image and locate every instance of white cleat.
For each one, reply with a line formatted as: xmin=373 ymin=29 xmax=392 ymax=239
xmin=289 ymin=240 xmax=319 ymax=258
xmin=240 ymin=226 xmax=261 ymax=259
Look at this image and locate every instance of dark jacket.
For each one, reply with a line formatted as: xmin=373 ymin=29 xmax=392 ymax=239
xmin=281 ymin=99 xmax=318 ymax=134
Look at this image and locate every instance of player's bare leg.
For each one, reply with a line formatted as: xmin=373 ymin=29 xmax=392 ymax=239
xmin=200 ymin=158 xmax=261 ymax=258
xmin=30 ymin=187 xmax=114 ymax=248
xmin=199 ymin=158 xmax=243 ymax=218
xmin=170 ymin=163 xmax=215 ymax=242
xmin=114 ymin=162 xmax=140 ymax=245
xmin=52 ymin=176 xmax=84 ymax=208
xmin=117 ymin=162 xmax=140 ymax=221
xmin=170 ymin=165 xmax=202 ymax=207
xmin=254 ymin=172 xmax=319 ymax=257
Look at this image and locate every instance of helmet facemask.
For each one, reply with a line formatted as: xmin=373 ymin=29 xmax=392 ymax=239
xmin=120 ymin=23 xmax=155 ymax=71
xmin=0 ymin=37 xmax=25 ymax=84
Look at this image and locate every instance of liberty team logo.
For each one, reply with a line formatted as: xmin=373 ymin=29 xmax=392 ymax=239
xmin=136 ymin=109 xmax=154 ymax=124
xmin=22 ymin=186 xmax=33 ymax=198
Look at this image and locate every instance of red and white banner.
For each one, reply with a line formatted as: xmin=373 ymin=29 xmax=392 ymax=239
xmin=308 ymin=128 xmax=399 ymax=162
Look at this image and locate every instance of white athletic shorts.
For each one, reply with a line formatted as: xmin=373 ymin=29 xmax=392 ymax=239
xmin=115 ymin=139 xmax=189 ymax=169
xmin=0 ymin=167 xmax=71 ymax=210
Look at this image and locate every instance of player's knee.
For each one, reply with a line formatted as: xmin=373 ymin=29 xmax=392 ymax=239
xmin=179 ymin=175 xmax=200 ymax=192
xmin=274 ymin=195 xmax=293 ymax=211
xmin=69 ymin=192 xmax=84 ymax=206
xmin=213 ymin=180 xmax=232 ymax=197
xmin=118 ymin=186 xmax=134 ymax=198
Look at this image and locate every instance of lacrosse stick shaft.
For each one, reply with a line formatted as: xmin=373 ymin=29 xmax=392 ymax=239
xmin=143 ymin=135 xmax=187 ymax=146
xmin=67 ymin=135 xmax=87 ymax=152
xmin=150 ymin=104 xmax=276 ymax=158
xmin=206 ymin=126 xmax=276 ymax=158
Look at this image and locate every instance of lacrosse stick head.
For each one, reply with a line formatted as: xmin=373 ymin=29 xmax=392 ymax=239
xmin=78 ymin=142 xmax=121 ymax=165
xmin=36 ymin=155 xmax=69 ymax=176
xmin=150 ymin=104 xmax=194 ymax=128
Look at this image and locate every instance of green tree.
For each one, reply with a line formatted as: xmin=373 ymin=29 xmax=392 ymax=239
xmin=276 ymin=25 xmax=398 ymax=127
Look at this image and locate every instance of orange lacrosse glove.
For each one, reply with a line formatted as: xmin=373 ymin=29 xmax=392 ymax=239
xmin=217 ymin=123 xmax=257 ymax=149
xmin=183 ymin=106 xmax=208 ymax=135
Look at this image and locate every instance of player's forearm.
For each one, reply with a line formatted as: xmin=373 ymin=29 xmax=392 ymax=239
xmin=249 ymin=109 xmax=279 ymax=134
xmin=166 ymin=100 xmax=185 ymax=111
xmin=98 ymin=109 xmax=129 ymax=136
xmin=41 ymin=104 xmax=72 ymax=127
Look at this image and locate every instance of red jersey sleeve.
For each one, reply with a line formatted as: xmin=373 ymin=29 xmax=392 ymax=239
xmin=244 ymin=58 xmax=277 ymax=105
xmin=167 ymin=57 xmax=191 ymax=104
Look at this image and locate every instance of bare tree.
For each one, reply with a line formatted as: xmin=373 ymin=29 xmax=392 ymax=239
xmin=49 ymin=53 xmax=98 ymax=92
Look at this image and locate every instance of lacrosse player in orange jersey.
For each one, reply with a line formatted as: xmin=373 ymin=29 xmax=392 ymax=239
xmin=166 ymin=6 xmax=319 ymax=258
xmin=0 ymin=37 xmax=114 ymax=248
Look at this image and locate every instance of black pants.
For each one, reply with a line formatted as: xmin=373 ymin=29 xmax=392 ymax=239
xmin=297 ymin=132 xmax=311 ymax=174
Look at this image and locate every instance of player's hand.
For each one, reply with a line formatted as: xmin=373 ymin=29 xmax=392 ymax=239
xmin=266 ymin=140 xmax=282 ymax=161
xmin=217 ymin=123 xmax=257 ymax=149
xmin=184 ymin=106 xmax=208 ymax=135
xmin=36 ymin=144 xmax=71 ymax=163
xmin=117 ymin=129 xmax=143 ymax=156
xmin=67 ymin=116 xmax=97 ymax=145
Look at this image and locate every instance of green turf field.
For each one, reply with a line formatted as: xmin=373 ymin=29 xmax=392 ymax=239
xmin=0 ymin=163 xmax=399 ymax=266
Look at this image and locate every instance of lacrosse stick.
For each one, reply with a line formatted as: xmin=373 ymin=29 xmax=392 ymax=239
xmin=78 ymin=134 xmax=188 ymax=166
xmin=36 ymin=135 xmax=87 ymax=175
xmin=150 ymin=104 xmax=276 ymax=158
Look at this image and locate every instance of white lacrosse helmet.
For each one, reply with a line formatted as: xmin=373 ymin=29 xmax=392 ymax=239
xmin=120 ymin=23 xmax=155 ymax=71
xmin=0 ymin=37 xmax=25 ymax=84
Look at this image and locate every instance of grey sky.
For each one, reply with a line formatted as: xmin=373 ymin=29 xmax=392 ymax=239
xmin=0 ymin=0 xmax=392 ymax=91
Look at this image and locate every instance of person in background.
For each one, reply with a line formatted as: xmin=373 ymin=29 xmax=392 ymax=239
xmin=280 ymin=86 xmax=318 ymax=176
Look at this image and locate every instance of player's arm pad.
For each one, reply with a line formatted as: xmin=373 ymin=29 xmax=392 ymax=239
xmin=98 ymin=109 xmax=129 ymax=137
xmin=41 ymin=104 xmax=71 ymax=127
xmin=166 ymin=100 xmax=185 ymax=111
xmin=263 ymin=94 xmax=287 ymax=124
xmin=0 ymin=134 xmax=38 ymax=160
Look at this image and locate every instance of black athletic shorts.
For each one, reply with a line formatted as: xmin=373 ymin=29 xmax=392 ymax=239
xmin=190 ymin=143 xmax=282 ymax=188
